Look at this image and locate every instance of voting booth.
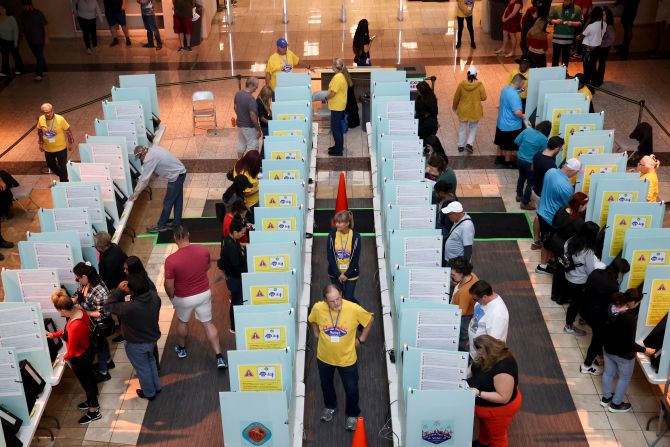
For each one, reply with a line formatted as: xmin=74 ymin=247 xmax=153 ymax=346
xmin=220 ymin=73 xmax=316 ymax=447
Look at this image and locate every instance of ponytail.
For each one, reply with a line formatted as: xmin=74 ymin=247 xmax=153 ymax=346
xmin=334 ymin=58 xmax=353 ymax=87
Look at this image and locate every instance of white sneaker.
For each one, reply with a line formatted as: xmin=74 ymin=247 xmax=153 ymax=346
xmin=563 ymin=325 xmax=587 ymax=336
xmin=580 ymin=363 xmax=603 ymax=376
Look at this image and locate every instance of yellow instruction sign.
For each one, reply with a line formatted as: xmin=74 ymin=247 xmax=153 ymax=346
xmin=245 ymin=326 xmax=287 ymax=350
xmin=261 ymin=217 xmax=297 ymax=232
xmin=264 ymin=193 xmax=297 ymax=207
xmin=646 ymin=279 xmax=670 ymax=326
xmin=551 ymin=108 xmax=582 ymax=136
xmin=628 ymin=249 xmax=670 ymax=289
xmin=270 ymin=150 xmax=301 ymax=160
xmin=272 ymin=129 xmax=302 ymax=137
xmin=268 ymin=170 xmax=299 ymax=181
xmin=250 ymin=285 xmax=289 ymax=305
xmin=253 ymin=255 xmax=290 ymax=272
xmin=277 ymin=114 xmax=305 ymax=120
xmin=598 ymin=191 xmax=638 ymax=227
xmin=238 ymin=364 xmax=283 ymax=391
xmin=563 ymin=123 xmax=597 ymax=159
xmin=582 ymin=164 xmax=616 ymax=194
xmin=609 ymin=214 xmax=652 ymax=257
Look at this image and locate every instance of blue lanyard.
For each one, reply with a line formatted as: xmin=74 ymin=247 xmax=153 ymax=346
xmin=328 ymin=308 xmax=341 ymax=329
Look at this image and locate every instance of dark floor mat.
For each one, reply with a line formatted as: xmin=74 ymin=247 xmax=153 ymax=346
xmin=472 ymin=242 xmax=588 ymax=446
xmin=313 ymin=208 xmax=375 ymax=235
xmin=459 ymin=196 xmax=506 ymax=212
xmin=155 ymin=218 xmax=221 ymax=244
xmin=470 ymin=212 xmax=533 ymax=240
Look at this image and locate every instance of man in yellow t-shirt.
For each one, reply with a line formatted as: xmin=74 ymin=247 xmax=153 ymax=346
xmin=265 ymin=38 xmax=310 ymax=91
xmin=508 ymin=56 xmax=531 ymax=109
xmin=308 ymin=284 xmax=373 ymax=431
xmin=36 ymin=103 xmax=74 ymax=182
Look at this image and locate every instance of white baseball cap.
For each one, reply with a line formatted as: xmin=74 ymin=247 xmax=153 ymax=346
xmin=565 ymin=158 xmax=582 ymax=171
xmin=467 ymin=65 xmax=478 ymax=76
xmin=441 ymin=201 xmax=464 ymax=214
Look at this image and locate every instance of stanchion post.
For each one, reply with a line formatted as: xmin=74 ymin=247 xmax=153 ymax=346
xmin=283 ymin=0 xmax=288 ymax=24
xmin=637 ymin=99 xmax=645 ymax=126
xmin=341 ymin=0 xmax=346 ymax=23
xmin=398 ymin=0 xmax=404 ymax=21
xmin=225 ymin=0 xmax=233 ymax=24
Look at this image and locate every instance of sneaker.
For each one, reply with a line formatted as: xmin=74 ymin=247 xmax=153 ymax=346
xmin=565 ymin=325 xmax=588 ymax=336
xmin=156 ymin=45 xmax=163 ymax=51
xmin=126 ymin=37 xmax=132 ymax=46
xmin=580 ymin=363 xmax=603 ymax=375
xmin=78 ymin=410 xmax=102 ymax=425
xmin=94 ymin=372 xmax=111 ymax=383
xmin=494 ymin=156 xmax=505 ymax=167
xmin=330 ymin=152 xmax=343 ymax=157
xmin=608 ymin=401 xmax=632 ymax=413
xmin=531 ymin=240 xmax=542 ymax=250
xmin=136 ymin=389 xmax=156 ymax=401
xmin=535 ymin=264 xmax=555 ymax=275
xmin=77 ymin=401 xmax=90 ymax=411
xmin=112 ymin=335 xmax=125 ymax=344
xmin=515 ymin=195 xmax=522 ymax=202
xmin=174 ymin=344 xmax=188 ymax=359
xmin=177 ymin=46 xmax=184 ymax=52
xmin=34 ymin=75 xmax=43 ymax=81
xmin=93 ymin=360 xmax=115 ymax=371
xmin=320 ymin=408 xmax=336 ymax=422
xmin=165 ymin=221 xmax=176 ymax=229
xmin=520 ymin=202 xmax=536 ymax=211
xmin=0 ymin=240 xmax=14 ymax=249
xmin=600 ymin=396 xmax=612 ymax=407
xmin=185 ymin=46 xmax=192 ymax=51
xmin=458 ymin=146 xmax=465 ymax=152
xmin=146 ymin=224 xmax=169 ymax=233
xmin=14 ymin=71 xmax=21 ymax=75
xmin=471 ymin=42 xmax=477 ymax=49
xmin=142 ymin=43 xmax=155 ymax=48
xmin=345 ymin=416 xmax=357 ymax=431
xmin=465 ymin=144 xmax=474 ymax=153
xmin=110 ymin=38 xmax=120 ymax=47
xmin=217 ymin=356 xmax=228 ymax=370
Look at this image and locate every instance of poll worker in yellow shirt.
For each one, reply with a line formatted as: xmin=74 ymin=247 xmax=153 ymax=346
xmin=265 ymin=38 xmax=311 ymax=92
xmin=327 ymin=210 xmax=362 ymax=303
xmin=36 ymin=103 xmax=74 ymax=182
xmin=324 ymin=58 xmax=353 ymax=156
xmin=507 ymin=56 xmax=530 ymax=111
xmin=308 ymin=284 xmax=373 ymax=431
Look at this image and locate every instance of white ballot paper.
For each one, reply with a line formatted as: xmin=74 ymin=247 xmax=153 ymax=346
xmin=404 ymin=237 xmax=441 ymax=267
xmin=419 ymin=351 xmax=468 ymax=390
xmin=408 ymin=268 xmax=450 ymax=302
xmin=415 ymin=311 xmax=459 ymax=350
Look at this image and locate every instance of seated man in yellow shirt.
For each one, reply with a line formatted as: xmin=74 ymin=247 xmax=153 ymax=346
xmin=36 ymin=103 xmax=74 ymax=182
xmin=265 ymin=38 xmax=310 ymax=91
xmin=308 ymin=284 xmax=373 ymax=432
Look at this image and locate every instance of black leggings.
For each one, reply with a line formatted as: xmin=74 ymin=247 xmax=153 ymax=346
xmin=457 ymin=16 xmax=475 ymax=45
xmin=565 ymin=281 xmax=585 ymax=326
xmin=69 ymin=349 xmax=99 ymax=407
xmin=77 ymin=16 xmax=98 ymax=49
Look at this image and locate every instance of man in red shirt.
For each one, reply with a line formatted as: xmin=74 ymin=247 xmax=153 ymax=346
xmin=164 ymin=225 xmax=227 ymax=369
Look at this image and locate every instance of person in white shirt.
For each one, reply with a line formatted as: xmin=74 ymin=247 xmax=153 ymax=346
xmin=578 ymin=7 xmax=607 ymax=86
xmin=130 ymin=145 xmax=187 ymax=233
xmin=468 ymin=280 xmax=509 ymax=359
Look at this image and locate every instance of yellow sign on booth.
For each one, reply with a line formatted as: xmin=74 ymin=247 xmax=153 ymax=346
xmin=252 ymin=255 xmax=290 ymax=273
xmin=628 ymin=249 xmax=670 ymax=289
xmin=646 ymin=279 xmax=670 ymax=326
xmin=610 ymin=214 xmax=653 ymax=257
xmin=268 ymin=170 xmax=299 ymax=181
xmin=582 ymin=164 xmax=616 ymax=194
xmin=245 ymin=326 xmax=287 ymax=350
xmin=599 ymin=191 xmax=638 ymax=227
xmin=277 ymin=114 xmax=305 ymax=120
xmin=264 ymin=194 xmax=297 ymax=207
xmin=270 ymin=151 xmax=301 ymax=160
xmin=563 ymin=123 xmax=597 ymax=159
xmin=272 ymin=130 xmax=302 ymax=137
xmin=250 ymin=285 xmax=289 ymax=305
xmin=261 ymin=217 xmax=297 ymax=232
xmin=238 ymin=364 xmax=283 ymax=391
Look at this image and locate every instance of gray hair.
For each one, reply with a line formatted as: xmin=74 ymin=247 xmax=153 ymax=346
xmin=133 ymin=145 xmax=149 ymax=157
xmin=245 ymin=77 xmax=259 ymax=88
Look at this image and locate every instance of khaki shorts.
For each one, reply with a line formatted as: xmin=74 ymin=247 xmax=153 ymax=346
xmin=172 ymin=289 xmax=213 ymax=323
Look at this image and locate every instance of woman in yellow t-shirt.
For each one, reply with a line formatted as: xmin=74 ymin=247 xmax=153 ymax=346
xmin=327 ymin=211 xmax=361 ymax=303
xmin=629 ymin=155 xmax=660 ymax=202
xmin=324 ymin=58 xmax=353 ymax=156
xmin=456 ymin=0 xmax=476 ymax=49
xmin=233 ymin=150 xmax=262 ymax=222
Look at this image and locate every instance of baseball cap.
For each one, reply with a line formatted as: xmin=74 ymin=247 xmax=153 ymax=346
xmin=441 ymin=201 xmax=464 ymax=214
xmin=514 ymin=56 xmax=531 ymax=65
xmin=133 ymin=145 xmax=149 ymax=157
xmin=276 ymin=38 xmax=288 ymax=48
xmin=467 ymin=66 xmax=478 ymax=76
xmin=565 ymin=158 xmax=582 ymax=171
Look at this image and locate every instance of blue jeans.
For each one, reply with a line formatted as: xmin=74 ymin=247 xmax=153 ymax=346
xmin=602 ymin=351 xmax=635 ymax=405
xmin=516 ymin=159 xmax=534 ymax=205
xmin=96 ymin=333 xmax=111 ymax=374
xmin=158 ymin=173 xmax=186 ymax=227
xmin=317 ymin=359 xmax=360 ymax=417
xmin=28 ymin=43 xmax=47 ymax=76
xmin=141 ymin=14 xmax=162 ymax=47
xmin=125 ymin=342 xmax=162 ymax=397
xmin=329 ymin=276 xmax=358 ymax=304
xmin=330 ymin=110 xmax=345 ymax=154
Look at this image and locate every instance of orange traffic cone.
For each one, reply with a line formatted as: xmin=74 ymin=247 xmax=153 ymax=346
xmin=351 ymin=417 xmax=368 ymax=447
xmin=335 ymin=172 xmax=349 ymax=215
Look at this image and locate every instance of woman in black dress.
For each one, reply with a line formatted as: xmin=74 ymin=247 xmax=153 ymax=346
xmin=352 ymin=19 xmax=375 ymax=66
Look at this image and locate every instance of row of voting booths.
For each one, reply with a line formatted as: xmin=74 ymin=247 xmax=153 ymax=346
xmin=527 ymin=67 xmax=670 ymax=440
xmin=366 ymin=71 xmax=475 ymax=447
xmin=0 ymin=74 xmax=164 ymax=444
xmin=218 ymin=72 xmax=316 ymax=447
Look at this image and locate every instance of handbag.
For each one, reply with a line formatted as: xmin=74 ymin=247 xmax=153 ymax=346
xmin=93 ymin=315 xmax=115 ymax=338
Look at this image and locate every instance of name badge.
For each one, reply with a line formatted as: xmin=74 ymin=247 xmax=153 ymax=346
xmin=48 ymin=138 xmax=56 ymax=143
xmin=330 ymin=335 xmax=340 ymax=343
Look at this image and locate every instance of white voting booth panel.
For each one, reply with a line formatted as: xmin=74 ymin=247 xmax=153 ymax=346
xmin=564 ymin=130 xmax=615 ymax=170
xmin=79 ymin=141 xmax=133 ymax=197
xmin=536 ymin=78 xmax=577 ymax=124
xmin=1 ymin=269 xmax=61 ymax=320
xmin=254 ymin=207 xmax=305 ymax=235
xmin=233 ymin=305 xmax=295 ymax=352
xmin=526 ymin=66 xmax=567 ymax=117
xmin=380 ymin=157 xmax=425 ymax=182
xmin=574 ymin=152 xmax=626 ymax=196
xmin=385 ymin=206 xmax=437 ymax=232
xmin=67 ymin=162 xmax=121 ymax=227
xmin=559 ymin=112 xmax=605 ymax=161
xmin=102 ymin=100 xmax=147 ymax=139
xmin=111 ymin=86 xmax=154 ymax=133
xmin=51 ymin=182 xmax=108 ymax=233
xmin=263 ymin=137 xmax=309 ymax=161
xmin=586 ymin=173 xmax=648 ymax=228
xmin=602 ymin=202 xmax=665 ymax=265
xmin=392 ymin=267 xmax=451 ymax=310
xmin=219 ymin=391 xmax=289 ymax=447
xmin=542 ymin=93 xmax=590 ymax=136
xmin=621 ymin=229 xmax=670 ymax=291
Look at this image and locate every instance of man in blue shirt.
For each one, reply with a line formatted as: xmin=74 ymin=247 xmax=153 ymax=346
xmin=494 ymin=74 xmax=527 ymax=169
xmin=515 ymin=120 xmax=552 ymax=210
xmin=536 ymin=157 xmax=582 ymax=274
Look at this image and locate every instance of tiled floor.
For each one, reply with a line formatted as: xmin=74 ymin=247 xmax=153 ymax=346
xmin=0 ymin=1 xmax=669 ymax=446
